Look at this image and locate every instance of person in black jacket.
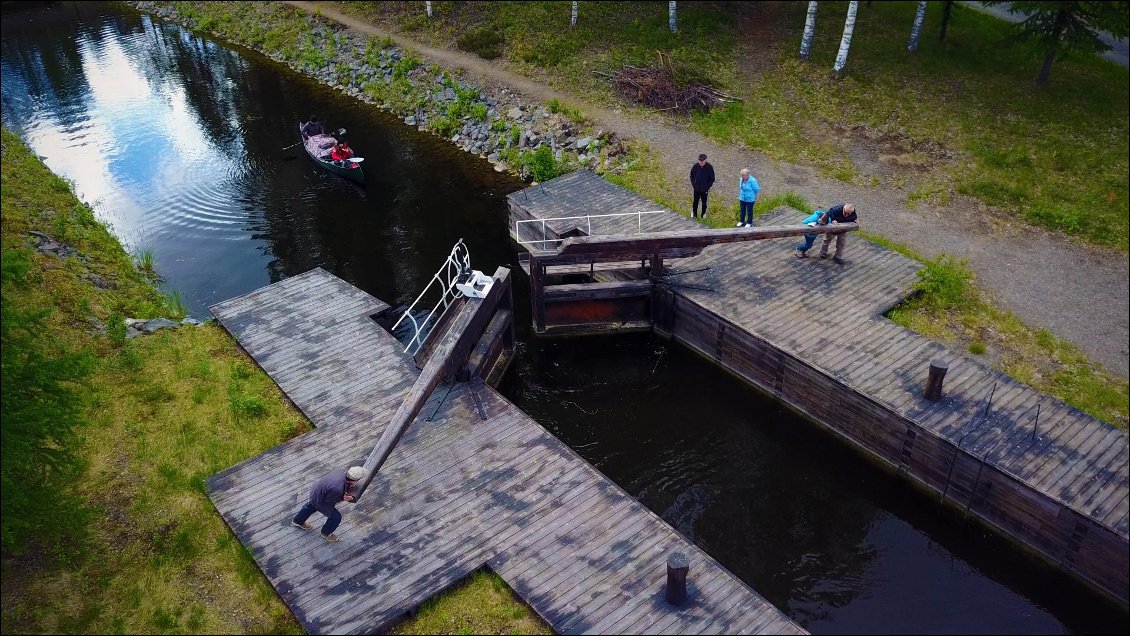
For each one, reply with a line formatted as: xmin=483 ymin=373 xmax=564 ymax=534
xmin=818 ymin=203 xmax=859 ymax=264
xmin=291 ymin=465 xmax=367 ymax=542
xmin=689 ymin=153 xmax=715 ymax=219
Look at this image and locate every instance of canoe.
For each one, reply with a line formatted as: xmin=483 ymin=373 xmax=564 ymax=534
xmin=299 ymin=124 xmax=364 ymax=184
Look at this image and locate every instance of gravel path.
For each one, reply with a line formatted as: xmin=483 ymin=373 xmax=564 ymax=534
xmin=291 ymin=2 xmax=1130 ymax=379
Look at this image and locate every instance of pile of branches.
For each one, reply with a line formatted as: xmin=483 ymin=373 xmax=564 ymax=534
xmin=599 ymin=52 xmax=740 ymax=114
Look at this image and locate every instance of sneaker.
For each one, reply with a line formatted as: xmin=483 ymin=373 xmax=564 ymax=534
xmin=795 ymin=249 xmax=807 ymax=259
xmin=736 ymin=222 xmax=744 ymax=227
xmin=746 ymin=223 xmax=754 ymax=228
xmin=818 ymin=253 xmax=829 ymax=260
xmin=292 ymin=521 xmax=313 ymax=530
xmin=321 ymin=533 xmax=340 ymax=542
xmin=833 ymin=257 xmax=845 ymax=265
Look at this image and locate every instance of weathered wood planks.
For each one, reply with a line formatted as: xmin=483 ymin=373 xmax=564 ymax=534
xmin=207 ymin=267 xmax=803 ymax=634
xmin=510 ymin=173 xmax=1129 ymax=605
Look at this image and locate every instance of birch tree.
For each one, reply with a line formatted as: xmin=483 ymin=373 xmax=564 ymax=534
xmin=425 ymin=1 xmax=432 ymax=18
xmin=800 ymin=1 xmax=819 ymax=60
xmin=908 ymin=1 xmax=928 ymax=52
xmin=939 ymin=0 xmax=954 ymax=41
xmin=571 ymin=1 xmax=579 ymax=27
xmin=669 ymin=1 xmax=677 ymax=33
xmin=832 ymin=1 xmax=859 ymax=75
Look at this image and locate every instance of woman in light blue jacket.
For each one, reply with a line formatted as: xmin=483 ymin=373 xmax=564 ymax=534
xmin=737 ymin=168 xmax=760 ymax=228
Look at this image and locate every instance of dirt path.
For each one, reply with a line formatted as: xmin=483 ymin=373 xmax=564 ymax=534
xmin=289 ymin=1 xmax=1130 ymax=378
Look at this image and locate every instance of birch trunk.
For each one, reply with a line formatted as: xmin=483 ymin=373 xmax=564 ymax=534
xmin=908 ymin=1 xmax=927 ymax=52
xmin=800 ymin=1 xmax=819 ymax=60
xmin=571 ymin=1 xmax=578 ymax=27
xmin=832 ymin=1 xmax=859 ymax=75
xmin=669 ymin=1 xmax=677 ymax=33
xmin=425 ymin=1 xmax=432 ymax=18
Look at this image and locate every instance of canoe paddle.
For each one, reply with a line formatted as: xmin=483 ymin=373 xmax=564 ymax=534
xmin=282 ymin=140 xmax=303 ymax=151
xmin=347 ymin=157 xmax=365 ymax=163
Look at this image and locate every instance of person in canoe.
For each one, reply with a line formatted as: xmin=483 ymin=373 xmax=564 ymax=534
xmin=330 ymin=137 xmax=354 ymax=165
xmin=301 ymin=115 xmax=324 ymax=139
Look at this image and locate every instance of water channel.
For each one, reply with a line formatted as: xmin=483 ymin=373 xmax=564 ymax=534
xmin=2 ymin=3 xmax=1125 ymax=633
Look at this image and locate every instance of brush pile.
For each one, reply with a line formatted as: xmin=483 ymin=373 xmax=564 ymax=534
xmin=601 ymin=52 xmax=739 ymax=114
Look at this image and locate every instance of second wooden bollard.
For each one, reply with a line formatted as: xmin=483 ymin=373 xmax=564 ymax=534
xmin=666 ymin=551 xmax=689 ymax=605
xmin=924 ymin=359 xmax=948 ymax=401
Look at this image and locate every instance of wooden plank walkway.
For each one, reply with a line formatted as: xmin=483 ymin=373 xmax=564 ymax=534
xmin=207 ymin=268 xmax=805 ymax=634
xmin=507 ymin=170 xmax=1129 ymax=602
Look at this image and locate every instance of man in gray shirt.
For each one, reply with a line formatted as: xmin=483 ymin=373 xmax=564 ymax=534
xmin=291 ymin=465 xmax=367 ymax=542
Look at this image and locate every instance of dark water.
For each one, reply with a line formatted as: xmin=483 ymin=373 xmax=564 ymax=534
xmin=2 ymin=3 xmax=1124 ymax=633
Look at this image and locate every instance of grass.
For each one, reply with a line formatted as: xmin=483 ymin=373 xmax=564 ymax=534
xmin=456 ymin=26 xmax=504 ymax=59
xmin=336 ymin=1 xmax=1129 ymax=250
xmin=1 ymin=127 xmax=307 ymax=632
xmin=882 ymin=251 xmax=1129 ymax=429
xmin=387 ymin=571 xmax=551 ymax=635
xmin=135 ymin=249 xmax=156 ymax=277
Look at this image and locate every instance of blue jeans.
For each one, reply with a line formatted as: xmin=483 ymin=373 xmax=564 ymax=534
xmin=739 ymin=201 xmax=755 ymax=225
xmin=293 ymin=502 xmax=342 ymax=535
xmin=796 ymin=233 xmax=817 ymax=252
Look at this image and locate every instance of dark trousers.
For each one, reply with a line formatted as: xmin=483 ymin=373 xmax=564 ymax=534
xmin=739 ymin=201 xmax=755 ymax=225
xmin=797 ymin=234 xmax=817 ymax=252
xmin=293 ymin=502 xmax=342 ymax=535
xmin=692 ymin=191 xmax=709 ymax=217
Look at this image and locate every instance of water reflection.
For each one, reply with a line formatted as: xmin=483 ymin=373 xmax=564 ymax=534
xmin=2 ymin=3 xmax=1125 ymax=634
xmin=1 ymin=1 xmax=518 ymax=314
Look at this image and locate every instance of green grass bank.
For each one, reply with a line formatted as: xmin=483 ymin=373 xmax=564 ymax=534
xmin=338 ymin=0 xmax=1129 ymax=250
xmin=0 ymin=126 xmax=547 ymax=634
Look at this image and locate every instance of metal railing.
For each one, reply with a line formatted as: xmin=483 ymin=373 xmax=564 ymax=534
xmin=391 ymin=239 xmax=473 ymax=356
xmin=515 ymin=210 xmax=667 ymax=251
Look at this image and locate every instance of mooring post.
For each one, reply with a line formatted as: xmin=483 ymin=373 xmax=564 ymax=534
xmin=924 ymin=359 xmax=948 ymax=401
xmin=665 ymin=551 xmax=689 ymax=605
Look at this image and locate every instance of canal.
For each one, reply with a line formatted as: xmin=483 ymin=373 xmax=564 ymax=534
xmin=1 ymin=2 xmax=1124 ymax=633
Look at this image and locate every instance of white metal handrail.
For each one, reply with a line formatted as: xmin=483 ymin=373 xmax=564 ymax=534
xmin=391 ymin=239 xmax=473 ymax=356
xmin=515 ymin=210 xmax=667 ymax=250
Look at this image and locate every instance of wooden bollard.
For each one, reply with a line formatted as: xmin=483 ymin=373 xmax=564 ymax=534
xmin=924 ymin=360 xmax=948 ymax=401
xmin=665 ymin=551 xmax=689 ymax=605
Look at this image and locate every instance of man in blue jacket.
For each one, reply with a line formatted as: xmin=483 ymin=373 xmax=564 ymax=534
xmin=291 ymin=465 xmax=367 ymax=542
xmin=690 ymin=153 xmax=715 ymax=219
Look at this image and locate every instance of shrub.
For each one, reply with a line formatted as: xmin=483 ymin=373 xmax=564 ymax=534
xmin=431 ymin=115 xmax=459 ymax=138
xmin=969 ymin=341 xmax=987 ymax=355
xmin=523 ymin=146 xmax=563 ymax=182
xmin=392 ymin=53 xmax=421 ymax=80
xmin=456 ymin=27 xmax=504 ymax=60
xmin=470 ymin=103 xmax=489 ymax=122
xmin=547 ymin=98 xmax=584 ymax=123
xmin=1 ymin=296 xmax=95 ymax=558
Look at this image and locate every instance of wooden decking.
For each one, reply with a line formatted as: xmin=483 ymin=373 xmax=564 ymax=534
xmin=207 ymin=268 xmax=806 ymax=634
xmin=507 ymin=170 xmax=1129 ymax=603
